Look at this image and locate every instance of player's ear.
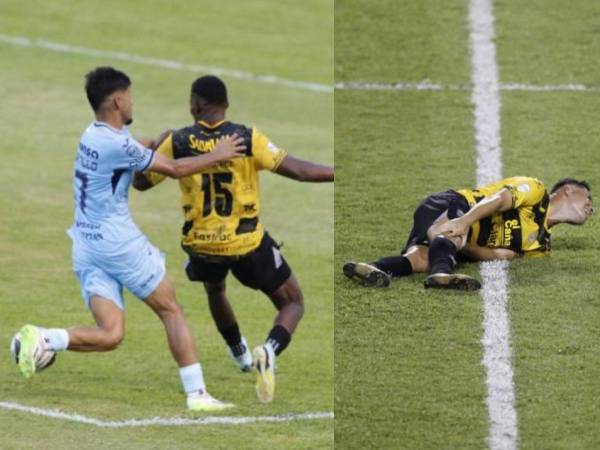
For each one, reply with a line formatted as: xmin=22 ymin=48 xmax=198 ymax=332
xmin=110 ymin=93 xmax=121 ymax=111
xmin=564 ymin=185 xmax=574 ymax=197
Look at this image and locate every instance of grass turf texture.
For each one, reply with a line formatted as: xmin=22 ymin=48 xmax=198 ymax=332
xmin=336 ymin=0 xmax=600 ymax=449
xmin=0 ymin=1 xmax=333 ymax=449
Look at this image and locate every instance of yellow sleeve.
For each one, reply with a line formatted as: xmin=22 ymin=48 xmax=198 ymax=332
xmin=503 ymin=177 xmax=546 ymax=208
xmin=144 ymin=133 xmax=174 ymax=186
xmin=251 ymin=127 xmax=287 ymax=172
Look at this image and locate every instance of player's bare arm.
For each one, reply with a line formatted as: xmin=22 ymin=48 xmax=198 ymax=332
xmin=461 ymin=243 xmax=518 ymax=261
xmin=132 ymin=130 xmax=176 ymax=190
xmin=438 ymin=188 xmax=513 ymax=238
xmin=275 ymin=154 xmax=334 ymax=182
xmin=149 ymin=134 xmax=246 ymax=179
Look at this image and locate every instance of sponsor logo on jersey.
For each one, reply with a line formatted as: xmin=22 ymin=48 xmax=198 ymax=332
xmin=504 ymin=219 xmax=520 ymax=246
xmin=188 ymin=135 xmax=217 ymax=152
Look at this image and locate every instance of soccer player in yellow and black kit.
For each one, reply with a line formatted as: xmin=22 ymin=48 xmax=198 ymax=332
xmin=133 ymin=75 xmax=333 ymax=403
xmin=344 ymin=177 xmax=593 ymax=291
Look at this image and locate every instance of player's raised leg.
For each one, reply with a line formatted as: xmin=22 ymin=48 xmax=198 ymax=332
xmin=15 ymin=295 xmax=124 ymax=378
xmin=204 ymin=281 xmax=253 ymax=372
xmin=144 ymin=276 xmax=234 ymax=411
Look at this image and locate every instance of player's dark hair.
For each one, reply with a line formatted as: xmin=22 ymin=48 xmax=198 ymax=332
xmin=190 ymin=75 xmax=228 ymax=106
xmin=550 ymin=178 xmax=591 ymax=195
xmin=85 ymin=67 xmax=131 ymax=112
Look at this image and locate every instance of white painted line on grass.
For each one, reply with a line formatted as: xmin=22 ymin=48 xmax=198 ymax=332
xmin=335 ymin=81 xmax=600 ymax=92
xmin=0 ymin=401 xmax=333 ymax=428
xmin=0 ymin=33 xmax=332 ymax=94
xmin=468 ymin=1 xmax=518 ymax=450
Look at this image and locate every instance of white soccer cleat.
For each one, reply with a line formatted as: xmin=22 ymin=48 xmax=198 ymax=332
xmin=186 ymin=391 xmax=235 ymax=412
xmin=253 ymin=344 xmax=276 ymax=403
xmin=227 ymin=337 xmax=253 ymax=372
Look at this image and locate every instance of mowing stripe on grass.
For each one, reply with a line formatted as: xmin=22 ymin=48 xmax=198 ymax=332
xmin=0 ymin=401 xmax=333 ymax=427
xmin=336 ymin=81 xmax=598 ymax=92
xmin=468 ymin=1 xmax=518 ymax=450
xmin=0 ymin=33 xmax=332 ymax=94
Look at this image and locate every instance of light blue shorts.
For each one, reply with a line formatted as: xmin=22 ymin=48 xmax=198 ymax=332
xmin=71 ymin=236 xmax=166 ymax=310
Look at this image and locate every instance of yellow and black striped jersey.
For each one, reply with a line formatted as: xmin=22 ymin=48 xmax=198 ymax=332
xmin=457 ymin=176 xmax=551 ymax=256
xmin=144 ymin=120 xmax=287 ymax=256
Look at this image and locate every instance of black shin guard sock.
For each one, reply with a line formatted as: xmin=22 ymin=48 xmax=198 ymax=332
xmin=218 ymin=323 xmax=245 ymax=356
xmin=372 ymin=255 xmax=413 ymax=278
xmin=428 ymin=236 xmax=458 ymax=274
xmin=266 ymin=325 xmax=291 ymax=356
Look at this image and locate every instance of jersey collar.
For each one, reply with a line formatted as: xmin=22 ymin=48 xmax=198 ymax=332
xmin=198 ymin=120 xmax=226 ymax=129
xmin=93 ymin=121 xmax=128 ymax=135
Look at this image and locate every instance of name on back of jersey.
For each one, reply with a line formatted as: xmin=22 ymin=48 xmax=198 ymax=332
xmin=77 ymin=143 xmax=99 ymax=171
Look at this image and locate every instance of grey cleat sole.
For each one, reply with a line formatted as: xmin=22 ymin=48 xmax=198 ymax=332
xmin=343 ymin=262 xmax=391 ymax=287
xmin=424 ymin=273 xmax=482 ymax=291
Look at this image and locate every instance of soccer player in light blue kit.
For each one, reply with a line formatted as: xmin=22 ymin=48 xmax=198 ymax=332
xmin=14 ymin=67 xmax=246 ymax=411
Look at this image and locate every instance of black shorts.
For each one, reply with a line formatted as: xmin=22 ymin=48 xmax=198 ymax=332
xmin=402 ymin=190 xmax=470 ymax=252
xmin=184 ymin=232 xmax=292 ymax=295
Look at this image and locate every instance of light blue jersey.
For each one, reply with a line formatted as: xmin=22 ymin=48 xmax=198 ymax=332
xmin=68 ymin=121 xmax=154 ymax=252
xmin=68 ymin=121 xmax=165 ymax=309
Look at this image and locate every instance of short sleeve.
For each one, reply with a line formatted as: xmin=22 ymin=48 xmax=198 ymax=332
xmin=504 ymin=177 xmax=546 ymax=208
xmin=144 ymin=134 xmax=175 ymax=186
xmin=113 ymin=137 xmax=154 ymax=172
xmin=252 ymin=127 xmax=287 ymax=171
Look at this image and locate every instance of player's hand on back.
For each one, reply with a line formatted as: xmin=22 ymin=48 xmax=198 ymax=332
xmin=212 ymin=133 xmax=246 ymax=162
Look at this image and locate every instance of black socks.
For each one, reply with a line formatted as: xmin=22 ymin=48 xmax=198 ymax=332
xmin=266 ymin=325 xmax=291 ymax=356
xmin=372 ymin=255 xmax=413 ymax=278
xmin=428 ymin=236 xmax=458 ymax=274
xmin=220 ymin=323 xmax=292 ymax=357
xmin=218 ymin=323 xmax=246 ymax=357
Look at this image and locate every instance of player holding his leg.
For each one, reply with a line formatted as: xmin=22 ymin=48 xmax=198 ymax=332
xmin=14 ymin=67 xmax=247 ymax=411
xmin=344 ymin=177 xmax=593 ymax=290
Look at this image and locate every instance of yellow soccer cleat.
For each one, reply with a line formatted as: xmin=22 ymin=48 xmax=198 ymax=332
xmin=253 ymin=344 xmax=275 ymax=403
xmin=187 ymin=391 xmax=235 ymax=412
xmin=17 ymin=325 xmax=43 ymax=379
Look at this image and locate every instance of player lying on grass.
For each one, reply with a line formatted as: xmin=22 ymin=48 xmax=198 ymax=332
xmin=344 ymin=177 xmax=593 ymax=291
xmin=133 ymin=75 xmax=334 ymax=403
xmin=14 ymin=67 xmax=246 ymax=411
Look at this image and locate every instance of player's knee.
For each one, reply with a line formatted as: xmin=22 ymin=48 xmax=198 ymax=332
xmin=283 ymin=285 xmax=305 ymax=317
xmin=204 ymin=281 xmax=226 ymax=299
xmin=160 ymin=298 xmax=184 ymax=318
xmin=100 ymin=327 xmax=124 ymax=350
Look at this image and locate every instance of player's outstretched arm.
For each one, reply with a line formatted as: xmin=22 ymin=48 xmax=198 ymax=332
xmin=132 ymin=129 xmax=177 ymax=191
xmin=275 ymin=155 xmax=334 ymax=182
xmin=150 ymin=134 xmax=246 ymax=179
